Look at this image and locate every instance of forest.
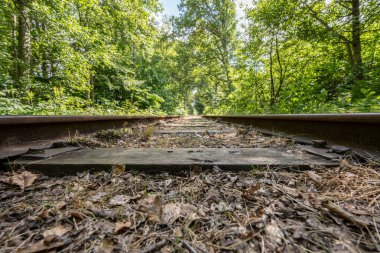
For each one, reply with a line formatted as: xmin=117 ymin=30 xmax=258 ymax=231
xmin=0 ymin=0 xmax=379 ymax=115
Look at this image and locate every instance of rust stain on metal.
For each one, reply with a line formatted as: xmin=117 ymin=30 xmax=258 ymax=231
xmin=203 ymin=113 xmax=380 ymax=158
xmin=0 ymin=115 xmax=179 ymax=158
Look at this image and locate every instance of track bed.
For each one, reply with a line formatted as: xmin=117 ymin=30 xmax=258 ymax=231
xmin=0 ymin=116 xmax=379 ymax=252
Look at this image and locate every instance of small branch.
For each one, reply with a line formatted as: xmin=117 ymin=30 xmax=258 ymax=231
xmin=322 ymin=201 xmax=371 ymax=228
xmin=182 ymin=240 xmax=198 ymax=253
xmin=141 ymin=240 xmax=167 ymax=253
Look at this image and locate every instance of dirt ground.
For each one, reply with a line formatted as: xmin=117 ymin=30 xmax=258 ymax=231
xmin=0 ymin=118 xmax=379 ymax=252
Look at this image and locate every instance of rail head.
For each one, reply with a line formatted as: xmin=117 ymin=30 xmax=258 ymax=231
xmin=0 ymin=115 xmax=179 ymax=125
xmin=204 ymin=113 xmax=380 ymax=124
xmin=203 ymin=113 xmax=380 ymax=158
xmin=0 ymin=115 xmax=180 ymax=157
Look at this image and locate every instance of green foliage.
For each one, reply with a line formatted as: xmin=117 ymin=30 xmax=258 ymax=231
xmin=0 ymin=0 xmax=182 ymax=115
xmin=0 ymin=0 xmax=379 ymax=115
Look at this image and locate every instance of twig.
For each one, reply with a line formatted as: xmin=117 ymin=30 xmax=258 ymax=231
xmin=182 ymin=240 xmax=198 ymax=253
xmin=206 ymin=232 xmax=260 ymax=251
xmin=141 ymin=239 xmax=166 ymax=253
xmin=322 ymin=201 xmax=371 ymax=228
xmin=307 ymin=171 xmax=322 ymax=184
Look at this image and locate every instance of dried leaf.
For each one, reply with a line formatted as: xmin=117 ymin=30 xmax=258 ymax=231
xmin=161 ymin=203 xmax=181 ymax=224
xmin=109 ymin=195 xmax=131 ymax=206
xmin=265 ymin=221 xmax=284 ymax=244
xmin=174 ymin=227 xmax=183 ymax=238
xmin=68 ymin=210 xmax=87 ymax=220
xmin=205 ymin=188 xmax=220 ymax=203
xmin=43 ymin=225 xmax=71 ymax=238
xmin=114 ymin=221 xmax=132 ymax=234
xmin=94 ymin=238 xmax=115 ymax=253
xmin=37 ymin=207 xmax=51 ymax=219
xmin=307 ymin=171 xmax=322 ymax=184
xmin=72 ymin=182 xmax=84 ymax=192
xmin=274 ymin=184 xmax=301 ymax=198
xmin=164 ymin=178 xmax=173 ymax=187
xmin=180 ymin=203 xmax=197 ymax=216
xmin=15 ymin=238 xmax=65 ymax=253
xmin=333 ymin=240 xmax=360 ymax=253
xmin=0 ymin=171 xmax=38 ymax=191
xmin=139 ymin=195 xmax=163 ymax=222
xmin=112 ymin=164 xmax=125 ymax=175
xmin=54 ymin=201 xmax=67 ymax=210
xmin=91 ymin=192 xmax=108 ymax=202
xmin=242 ymin=183 xmax=261 ymax=201
xmin=161 ymin=246 xmax=174 ymax=253
xmin=90 ymin=207 xmax=117 ymax=220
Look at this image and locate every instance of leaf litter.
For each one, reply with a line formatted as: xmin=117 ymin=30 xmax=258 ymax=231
xmin=0 ymin=117 xmax=379 ymax=252
xmin=0 ymin=161 xmax=379 ymax=252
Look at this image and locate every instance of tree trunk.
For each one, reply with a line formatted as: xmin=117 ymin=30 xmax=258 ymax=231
xmin=16 ymin=0 xmax=32 ymax=87
xmin=40 ymin=22 xmax=50 ymax=81
xmin=351 ymin=0 xmax=362 ymax=70
xmin=221 ymin=37 xmax=232 ymax=92
xmin=269 ymin=41 xmax=275 ymax=108
xmin=274 ymin=36 xmax=284 ymax=101
xmin=351 ymin=0 xmax=364 ymax=98
xmin=305 ymin=1 xmax=364 ymax=97
xmin=11 ymin=14 xmax=19 ymax=85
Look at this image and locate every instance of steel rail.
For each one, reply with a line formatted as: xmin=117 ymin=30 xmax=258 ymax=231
xmin=0 ymin=115 xmax=175 ymax=125
xmin=203 ymin=113 xmax=380 ymax=158
xmin=0 ymin=115 xmax=178 ymax=158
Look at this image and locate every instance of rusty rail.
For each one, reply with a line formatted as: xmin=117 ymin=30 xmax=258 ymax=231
xmin=203 ymin=113 xmax=380 ymax=158
xmin=2 ymin=114 xmax=380 ymax=160
xmin=0 ymin=115 xmax=178 ymax=159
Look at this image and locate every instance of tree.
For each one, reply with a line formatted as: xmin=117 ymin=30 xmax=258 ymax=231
xmin=175 ymin=0 xmax=238 ymax=112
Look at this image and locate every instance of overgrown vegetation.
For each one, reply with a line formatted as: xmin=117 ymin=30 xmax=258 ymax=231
xmin=0 ymin=0 xmax=379 ymax=115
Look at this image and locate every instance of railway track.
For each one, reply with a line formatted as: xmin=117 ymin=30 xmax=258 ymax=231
xmin=1 ymin=113 xmax=379 ymax=156
xmin=0 ymin=114 xmax=379 ymax=252
xmin=205 ymin=113 xmax=380 ymax=158
xmin=0 ymin=113 xmax=379 ymax=174
xmin=0 ymin=115 xmax=179 ymax=160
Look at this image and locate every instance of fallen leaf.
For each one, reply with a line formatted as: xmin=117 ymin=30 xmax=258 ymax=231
xmin=190 ymin=165 xmax=202 ymax=175
xmin=180 ymin=203 xmax=197 ymax=216
xmin=94 ymin=238 xmax=115 ymax=253
xmin=112 ymin=164 xmax=125 ymax=175
xmin=164 ymin=178 xmax=173 ymax=187
xmin=227 ymin=226 xmax=248 ymax=236
xmin=43 ymin=225 xmax=71 ymax=238
xmin=72 ymin=182 xmax=84 ymax=192
xmin=242 ymin=184 xmax=261 ymax=201
xmin=274 ymin=184 xmax=301 ymax=198
xmin=265 ymin=221 xmax=284 ymax=244
xmin=307 ymin=171 xmax=322 ymax=184
xmin=90 ymin=207 xmax=118 ymax=220
xmin=114 ymin=221 xmax=132 ymax=234
xmin=0 ymin=171 xmax=38 ymax=191
xmin=138 ymin=194 xmax=159 ymax=206
xmin=54 ymin=201 xmax=67 ymax=210
xmin=333 ymin=240 xmax=360 ymax=253
xmin=37 ymin=207 xmax=51 ymax=219
xmin=91 ymin=192 xmax=108 ymax=202
xmin=205 ymin=188 xmax=220 ymax=203
xmin=15 ymin=237 xmax=65 ymax=253
xmin=174 ymin=227 xmax=183 ymax=238
xmin=161 ymin=203 xmax=181 ymax=224
xmin=139 ymin=195 xmax=163 ymax=222
xmin=216 ymin=201 xmax=231 ymax=212
xmin=68 ymin=210 xmax=87 ymax=220
xmin=161 ymin=246 xmax=174 ymax=253
xmin=109 ymin=195 xmax=131 ymax=206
